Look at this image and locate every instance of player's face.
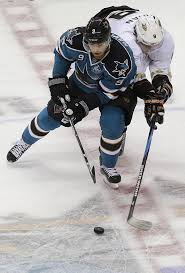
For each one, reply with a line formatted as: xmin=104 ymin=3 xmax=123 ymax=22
xmin=88 ymin=41 xmax=109 ymax=60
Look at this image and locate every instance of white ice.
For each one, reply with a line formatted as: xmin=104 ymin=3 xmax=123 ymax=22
xmin=0 ymin=1 xmax=184 ymax=273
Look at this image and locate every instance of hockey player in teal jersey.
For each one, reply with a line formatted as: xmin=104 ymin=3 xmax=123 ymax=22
xmin=7 ymin=17 xmax=164 ymax=187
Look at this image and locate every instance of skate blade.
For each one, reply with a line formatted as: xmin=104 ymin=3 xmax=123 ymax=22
xmin=103 ymin=178 xmax=119 ymax=190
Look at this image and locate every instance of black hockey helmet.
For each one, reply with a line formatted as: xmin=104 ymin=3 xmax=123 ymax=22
xmin=84 ymin=17 xmax=111 ymax=44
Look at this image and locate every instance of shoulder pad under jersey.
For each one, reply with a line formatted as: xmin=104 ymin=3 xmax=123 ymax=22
xmin=104 ymin=34 xmax=135 ymax=79
xmin=60 ymin=27 xmax=85 ymax=52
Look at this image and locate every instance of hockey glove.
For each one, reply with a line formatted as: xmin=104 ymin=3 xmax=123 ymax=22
xmin=63 ymin=98 xmax=89 ymax=124
xmin=48 ymin=77 xmax=70 ymax=106
xmin=144 ymin=99 xmax=164 ymax=128
xmin=152 ymin=75 xmax=173 ymax=103
xmin=133 ymin=78 xmax=155 ymax=99
xmin=63 ymin=92 xmax=101 ymax=123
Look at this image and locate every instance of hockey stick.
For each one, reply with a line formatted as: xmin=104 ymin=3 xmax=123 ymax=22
xmin=69 ymin=118 xmax=96 ymax=184
xmin=59 ymin=97 xmax=96 ymax=184
xmin=127 ymin=120 xmax=156 ymax=230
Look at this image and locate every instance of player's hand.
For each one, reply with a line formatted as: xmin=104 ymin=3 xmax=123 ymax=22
xmin=156 ymin=81 xmax=172 ymax=103
xmin=144 ymin=99 xmax=164 ymax=128
xmin=64 ymin=98 xmax=89 ymax=123
xmin=152 ymin=75 xmax=173 ymax=103
xmin=48 ymin=77 xmax=70 ymax=106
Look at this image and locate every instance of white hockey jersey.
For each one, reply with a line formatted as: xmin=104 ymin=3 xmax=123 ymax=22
xmin=106 ymin=10 xmax=174 ymax=82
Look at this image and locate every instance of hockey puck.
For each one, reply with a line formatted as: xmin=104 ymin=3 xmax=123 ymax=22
xmin=94 ymin=226 xmax=104 ymax=234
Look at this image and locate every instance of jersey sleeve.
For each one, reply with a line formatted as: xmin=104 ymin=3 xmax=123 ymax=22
xmin=99 ymin=68 xmax=135 ymax=99
xmin=52 ymin=50 xmax=71 ymax=77
xmin=120 ymin=32 xmax=148 ymax=82
xmin=149 ymin=30 xmax=174 ymax=80
xmin=53 ymin=28 xmax=84 ymax=77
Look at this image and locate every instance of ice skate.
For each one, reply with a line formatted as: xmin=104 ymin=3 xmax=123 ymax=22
xmin=7 ymin=139 xmax=31 ymax=163
xmin=100 ymin=165 xmax=121 ymax=189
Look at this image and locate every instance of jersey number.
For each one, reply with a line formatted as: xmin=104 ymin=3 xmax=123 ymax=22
xmin=108 ymin=10 xmax=136 ymax=20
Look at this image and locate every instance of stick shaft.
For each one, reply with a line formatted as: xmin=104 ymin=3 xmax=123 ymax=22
xmin=127 ymin=122 xmax=155 ymax=220
xmin=70 ymin=119 xmax=96 ymax=183
xmin=59 ymin=98 xmax=96 ymax=183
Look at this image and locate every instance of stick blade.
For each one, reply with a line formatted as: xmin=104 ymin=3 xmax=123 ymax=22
xmin=127 ymin=216 xmax=152 ymax=231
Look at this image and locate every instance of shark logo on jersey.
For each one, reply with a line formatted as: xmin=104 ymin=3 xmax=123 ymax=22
xmin=66 ymin=28 xmax=81 ymax=45
xmin=112 ymin=60 xmax=129 ymax=77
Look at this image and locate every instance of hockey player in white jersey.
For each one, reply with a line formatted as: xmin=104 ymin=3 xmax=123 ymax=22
xmin=95 ymin=5 xmax=174 ymax=124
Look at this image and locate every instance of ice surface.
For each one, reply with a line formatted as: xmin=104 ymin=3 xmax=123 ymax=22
xmin=0 ymin=0 xmax=184 ymax=272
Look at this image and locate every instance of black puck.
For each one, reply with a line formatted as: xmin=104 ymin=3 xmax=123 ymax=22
xmin=94 ymin=226 xmax=104 ymax=234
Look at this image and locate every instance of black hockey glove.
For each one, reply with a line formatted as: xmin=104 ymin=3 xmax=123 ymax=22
xmin=133 ymin=78 xmax=160 ymax=103
xmin=47 ymin=98 xmax=88 ymax=127
xmin=63 ymin=92 xmax=101 ymax=124
xmin=144 ymin=99 xmax=164 ymax=128
xmin=48 ymin=77 xmax=70 ymax=106
xmin=152 ymin=75 xmax=173 ymax=103
xmin=63 ymin=98 xmax=89 ymax=124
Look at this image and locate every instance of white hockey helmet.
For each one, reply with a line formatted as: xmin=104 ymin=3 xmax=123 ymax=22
xmin=135 ymin=15 xmax=164 ymax=46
